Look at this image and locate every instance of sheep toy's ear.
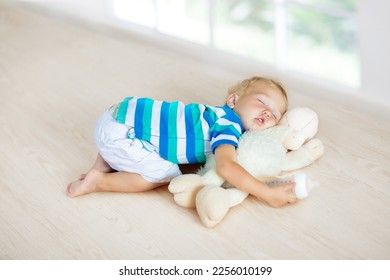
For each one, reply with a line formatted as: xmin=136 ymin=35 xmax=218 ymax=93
xmin=283 ymin=131 xmax=306 ymax=151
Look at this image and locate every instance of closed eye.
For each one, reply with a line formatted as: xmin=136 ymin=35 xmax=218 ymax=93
xmin=258 ymin=98 xmax=277 ymax=117
xmin=257 ymin=98 xmax=264 ymax=104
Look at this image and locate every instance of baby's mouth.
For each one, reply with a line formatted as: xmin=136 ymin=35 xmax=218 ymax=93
xmin=255 ymin=117 xmax=264 ymax=125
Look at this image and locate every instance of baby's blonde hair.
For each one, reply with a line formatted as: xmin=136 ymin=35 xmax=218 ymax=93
xmin=228 ymin=76 xmax=288 ymax=104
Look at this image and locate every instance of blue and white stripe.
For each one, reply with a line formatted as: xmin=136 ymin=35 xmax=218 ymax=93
xmin=112 ymin=97 xmax=243 ymax=164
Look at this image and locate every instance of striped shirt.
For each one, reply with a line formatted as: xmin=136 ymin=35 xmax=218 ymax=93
xmin=111 ymin=97 xmax=244 ymax=164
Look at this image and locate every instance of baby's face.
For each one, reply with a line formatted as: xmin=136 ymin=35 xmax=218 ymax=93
xmin=229 ymin=82 xmax=287 ymax=131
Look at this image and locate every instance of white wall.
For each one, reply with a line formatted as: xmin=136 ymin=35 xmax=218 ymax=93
xmin=18 ymin=0 xmax=390 ymax=108
xmin=358 ymin=0 xmax=390 ymax=104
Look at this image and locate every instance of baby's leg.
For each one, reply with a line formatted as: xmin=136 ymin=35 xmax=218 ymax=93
xmin=78 ymin=153 xmax=113 ymax=180
xmin=92 ymin=153 xmax=113 ymax=173
xmin=67 ymin=169 xmax=167 ymax=198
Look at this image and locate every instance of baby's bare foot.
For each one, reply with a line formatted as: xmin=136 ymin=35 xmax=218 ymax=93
xmin=66 ymin=169 xmax=101 ymax=198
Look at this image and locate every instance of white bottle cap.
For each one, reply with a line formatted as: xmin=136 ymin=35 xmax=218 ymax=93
xmin=294 ymin=173 xmax=308 ymax=199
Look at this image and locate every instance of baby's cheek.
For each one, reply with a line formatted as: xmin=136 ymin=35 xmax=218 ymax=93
xmin=266 ymin=121 xmax=277 ymax=129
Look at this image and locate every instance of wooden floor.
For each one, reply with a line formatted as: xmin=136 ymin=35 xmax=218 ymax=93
xmin=1 ymin=3 xmax=389 ymax=260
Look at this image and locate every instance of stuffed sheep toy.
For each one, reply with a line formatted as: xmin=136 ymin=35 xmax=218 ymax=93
xmin=168 ymin=107 xmax=324 ymax=228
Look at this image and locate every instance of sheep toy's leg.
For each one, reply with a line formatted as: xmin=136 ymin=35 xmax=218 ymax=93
xmin=282 ymin=138 xmax=324 ymax=171
xmin=196 ymin=186 xmax=249 ymax=228
xmin=168 ymin=174 xmax=204 ymax=208
xmin=196 ymin=185 xmax=230 ymax=228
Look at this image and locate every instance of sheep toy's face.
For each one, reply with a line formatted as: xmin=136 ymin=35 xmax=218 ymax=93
xmin=279 ymin=107 xmax=319 ymax=141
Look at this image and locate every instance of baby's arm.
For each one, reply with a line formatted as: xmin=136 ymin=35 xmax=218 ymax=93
xmin=214 ymin=144 xmax=297 ymax=208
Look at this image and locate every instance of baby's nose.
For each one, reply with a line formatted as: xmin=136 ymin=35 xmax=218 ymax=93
xmin=263 ymin=110 xmax=271 ymax=118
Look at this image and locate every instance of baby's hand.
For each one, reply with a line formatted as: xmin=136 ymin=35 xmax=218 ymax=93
xmin=262 ymin=182 xmax=297 ymax=208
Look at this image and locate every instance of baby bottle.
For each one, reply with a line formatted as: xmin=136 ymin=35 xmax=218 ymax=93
xmin=261 ymin=173 xmax=315 ymax=199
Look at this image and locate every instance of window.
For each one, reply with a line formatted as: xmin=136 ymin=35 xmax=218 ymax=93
xmin=156 ymin=0 xmax=210 ymax=45
xmin=285 ymin=0 xmax=359 ymax=87
xmin=112 ymin=0 xmax=359 ymax=88
xmin=113 ymin=0 xmax=156 ymax=28
xmin=214 ymin=0 xmax=276 ymax=65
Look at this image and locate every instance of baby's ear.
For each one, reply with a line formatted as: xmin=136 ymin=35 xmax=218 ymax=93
xmin=226 ymin=93 xmax=238 ymax=108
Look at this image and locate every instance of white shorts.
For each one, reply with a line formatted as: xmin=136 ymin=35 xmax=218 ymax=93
xmin=94 ymin=111 xmax=182 ymax=183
